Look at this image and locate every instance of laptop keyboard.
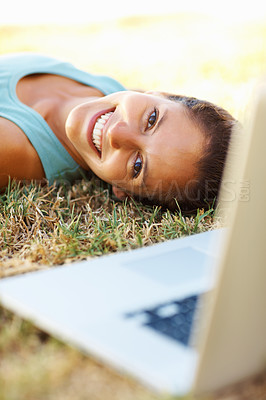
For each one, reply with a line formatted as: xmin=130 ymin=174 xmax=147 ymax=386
xmin=125 ymin=294 xmax=199 ymax=346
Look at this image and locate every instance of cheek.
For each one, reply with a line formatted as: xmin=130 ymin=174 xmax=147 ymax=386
xmin=93 ymin=159 xmax=127 ymax=184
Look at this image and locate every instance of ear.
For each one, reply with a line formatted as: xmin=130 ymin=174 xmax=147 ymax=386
xmin=112 ymin=186 xmax=130 ymax=200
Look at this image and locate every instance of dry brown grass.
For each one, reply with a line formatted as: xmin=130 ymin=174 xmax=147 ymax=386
xmin=0 ymin=178 xmax=216 ymax=277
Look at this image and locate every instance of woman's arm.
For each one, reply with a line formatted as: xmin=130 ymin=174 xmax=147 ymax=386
xmin=0 ymin=118 xmax=45 ymax=188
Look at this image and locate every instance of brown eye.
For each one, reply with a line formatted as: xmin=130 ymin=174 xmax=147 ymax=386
xmin=133 ymin=155 xmax=143 ymax=178
xmin=147 ymin=109 xmax=158 ymax=129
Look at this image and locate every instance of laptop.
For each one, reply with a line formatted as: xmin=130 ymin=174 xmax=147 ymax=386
xmin=0 ymin=82 xmax=266 ymax=397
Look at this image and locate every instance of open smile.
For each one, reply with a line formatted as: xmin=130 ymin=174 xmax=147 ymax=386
xmin=87 ymin=109 xmax=114 ymax=157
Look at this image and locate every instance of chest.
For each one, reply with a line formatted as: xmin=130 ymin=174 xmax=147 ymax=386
xmin=16 ymin=73 xmax=103 ymax=114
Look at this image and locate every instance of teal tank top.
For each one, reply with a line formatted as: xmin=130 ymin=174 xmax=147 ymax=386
xmin=0 ymin=53 xmax=126 ymax=184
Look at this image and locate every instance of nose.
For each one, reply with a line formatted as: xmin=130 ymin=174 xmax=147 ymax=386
xmin=108 ymin=120 xmax=138 ymax=150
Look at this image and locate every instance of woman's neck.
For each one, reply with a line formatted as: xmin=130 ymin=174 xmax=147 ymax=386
xmin=17 ymin=74 xmax=104 ymax=169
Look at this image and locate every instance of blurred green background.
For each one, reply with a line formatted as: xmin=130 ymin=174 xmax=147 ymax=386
xmin=1 ymin=11 xmax=266 ymax=122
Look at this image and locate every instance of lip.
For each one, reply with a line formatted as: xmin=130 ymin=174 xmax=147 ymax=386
xmin=87 ymin=108 xmax=115 ymax=158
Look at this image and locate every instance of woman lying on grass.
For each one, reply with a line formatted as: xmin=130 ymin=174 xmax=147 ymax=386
xmin=0 ymin=53 xmax=236 ymax=212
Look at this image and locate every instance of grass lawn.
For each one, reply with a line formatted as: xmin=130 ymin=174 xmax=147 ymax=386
xmin=0 ymin=14 xmax=266 ymax=399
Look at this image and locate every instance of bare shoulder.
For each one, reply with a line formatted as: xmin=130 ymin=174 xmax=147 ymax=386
xmin=0 ymin=117 xmax=45 ymax=188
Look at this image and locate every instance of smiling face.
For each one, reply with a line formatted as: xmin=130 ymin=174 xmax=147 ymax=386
xmin=65 ymin=91 xmax=205 ymax=202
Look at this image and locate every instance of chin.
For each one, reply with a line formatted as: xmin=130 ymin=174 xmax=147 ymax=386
xmin=65 ymin=109 xmax=83 ymax=143
xmin=65 ymin=109 xmax=75 ymax=136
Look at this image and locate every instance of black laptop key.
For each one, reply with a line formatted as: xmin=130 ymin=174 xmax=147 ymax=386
xmin=125 ymin=294 xmax=199 ymax=346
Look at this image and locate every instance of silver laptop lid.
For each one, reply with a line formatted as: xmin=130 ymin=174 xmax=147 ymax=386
xmin=193 ymin=82 xmax=266 ymax=394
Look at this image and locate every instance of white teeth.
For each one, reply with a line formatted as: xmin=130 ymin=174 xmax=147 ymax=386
xmin=93 ymin=128 xmax=101 ymax=135
xmin=101 ymin=114 xmax=110 ymax=120
xmin=95 ymin=122 xmax=104 ymax=129
xmin=92 ymin=111 xmax=113 ymax=153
